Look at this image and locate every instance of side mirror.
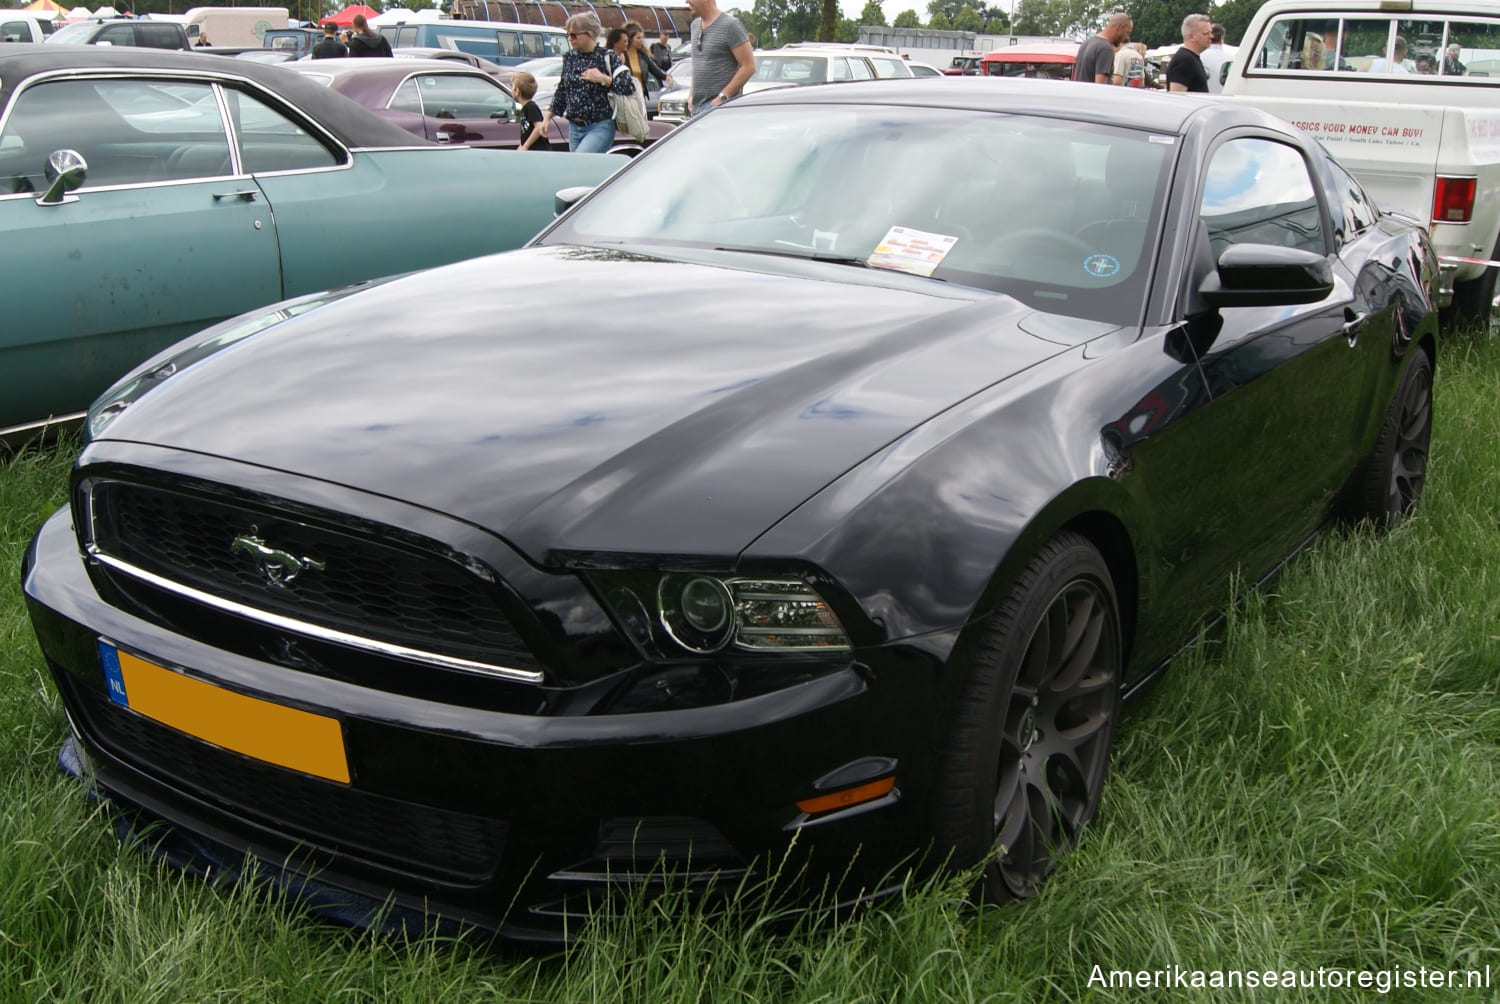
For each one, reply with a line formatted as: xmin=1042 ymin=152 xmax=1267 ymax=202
xmin=1199 ymin=243 xmax=1333 ymax=308
xmin=554 ymin=184 xmax=593 ymax=217
xmin=38 ymin=148 xmax=87 ymax=206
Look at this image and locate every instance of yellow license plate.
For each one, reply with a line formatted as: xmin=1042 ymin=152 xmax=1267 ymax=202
xmin=98 ymin=641 xmax=349 ymax=784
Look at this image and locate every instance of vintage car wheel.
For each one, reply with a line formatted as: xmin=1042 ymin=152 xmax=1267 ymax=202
xmin=934 ymin=531 xmax=1121 ymax=903
xmin=1353 ymin=345 xmax=1432 ymax=529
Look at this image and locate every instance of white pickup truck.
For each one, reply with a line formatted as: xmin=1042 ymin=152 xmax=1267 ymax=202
xmin=1 ymin=14 xmax=55 ymax=43
xmin=1222 ymin=0 xmax=1500 ymax=322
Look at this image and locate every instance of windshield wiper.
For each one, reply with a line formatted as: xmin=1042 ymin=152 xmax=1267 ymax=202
xmin=713 ymin=245 xmax=871 ymax=268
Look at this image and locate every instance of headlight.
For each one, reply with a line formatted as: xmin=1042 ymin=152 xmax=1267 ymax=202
xmin=595 ymin=572 xmax=851 ymax=657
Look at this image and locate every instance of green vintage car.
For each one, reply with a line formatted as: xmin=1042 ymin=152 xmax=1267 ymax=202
xmin=0 ymin=46 xmax=622 ymax=440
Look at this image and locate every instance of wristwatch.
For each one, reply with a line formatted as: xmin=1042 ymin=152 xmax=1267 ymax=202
xmin=716 ymin=92 xmax=729 ymax=102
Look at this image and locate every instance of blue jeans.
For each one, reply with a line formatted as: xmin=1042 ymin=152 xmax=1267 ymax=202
xmin=568 ymin=117 xmax=615 ymax=153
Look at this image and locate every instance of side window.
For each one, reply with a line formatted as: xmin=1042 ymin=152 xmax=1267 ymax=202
xmin=390 ymin=78 xmax=422 ymax=114
xmin=870 ymin=57 xmax=907 ymax=78
xmin=520 ymin=31 xmax=548 ymax=59
xmin=829 ymin=58 xmax=852 ymax=81
xmin=414 ymin=74 xmax=511 ymax=119
xmin=848 ymin=58 xmax=875 ymax=80
xmin=0 ymin=79 xmax=229 ymax=191
xmin=97 ymin=24 xmax=137 ymax=46
xmin=1201 ymin=138 xmax=1324 ymax=256
xmin=137 ymin=24 xmax=184 ymax=49
xmin=225 ymin=89 xmax=340 ymax=173
xmin=2 ymin=21 xmax=27 ymax=43
xmin=1446 ymin=20 xmax=1500 ymax=77
xmin=1343 ymin=19 xmax=1398 ymax=72
xmin=392 ymin=27 xmax=415 ymax=47
xmin=494 ymin=30 xmax=519 ymax=58
xmin=1319 ymin=154 xmax=1379 ymax=249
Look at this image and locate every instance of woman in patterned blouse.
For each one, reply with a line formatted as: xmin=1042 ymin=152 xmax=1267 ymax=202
xmin=541 ymin=13 xmax=637 ymax=153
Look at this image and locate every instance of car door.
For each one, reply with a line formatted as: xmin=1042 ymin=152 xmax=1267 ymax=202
xmin=1178 ymin=132 xmax=1373 ymax=578
xmin=388 ymin=71 xmax=524 ymax=149
xmin=0 ymin=75 xmax=280 ymax=430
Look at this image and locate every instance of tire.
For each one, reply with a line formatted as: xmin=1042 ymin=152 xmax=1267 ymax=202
xmin=1445 ymin=234 xmax=1499 ymax=330
xmin=934 ymin=531 xmax=1122 ymax=903
xmin=1351 ymin=345 xmax=1433 ymax=529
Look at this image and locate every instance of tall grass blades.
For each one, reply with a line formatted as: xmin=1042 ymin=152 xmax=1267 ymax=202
xmin=1 ymin=330 xmax=1498 ymax=1001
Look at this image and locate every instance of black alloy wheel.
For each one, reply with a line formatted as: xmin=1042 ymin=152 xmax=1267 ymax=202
xmin=934 ymin=531 xmax=1121 ymax=903
xmin=1355 ymin=345 xmax=1433 ymax=529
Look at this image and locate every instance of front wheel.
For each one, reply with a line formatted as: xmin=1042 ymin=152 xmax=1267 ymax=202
xmin=1350 ymin=345 xmax=1433 ymax=529
xmin=933 ymin=531 xmax=1121 ymax=903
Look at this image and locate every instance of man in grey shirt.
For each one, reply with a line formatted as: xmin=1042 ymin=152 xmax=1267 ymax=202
xmin=687 ymin=0 xmax=755 ymax=115
xmin=1073 ymin=12 xmax=1132 ymax=83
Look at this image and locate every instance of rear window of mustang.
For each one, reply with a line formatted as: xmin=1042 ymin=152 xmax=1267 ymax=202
xmin=543 ymin=104 xmax=1173 ymax=322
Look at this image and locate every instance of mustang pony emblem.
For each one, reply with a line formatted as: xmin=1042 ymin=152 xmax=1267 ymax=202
xmin=231 ymin=531 xmax=325 ymax=589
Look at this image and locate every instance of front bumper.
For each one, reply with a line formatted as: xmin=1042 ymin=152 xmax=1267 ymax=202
xmin=24 ymin=507 xmax=942 ymax=942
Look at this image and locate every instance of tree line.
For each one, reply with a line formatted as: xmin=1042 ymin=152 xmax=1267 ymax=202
xmin=738 ymin=0 xmax=1262 ymax=49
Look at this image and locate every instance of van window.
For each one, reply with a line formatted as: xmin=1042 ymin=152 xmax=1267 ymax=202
xmin=1443 ymin=19 xmax=1500 ymax=77
xmin=495 ymin=30 xmax=520 ymax=59
xmin=1252 ymin=13 xmax=1500 ymax=80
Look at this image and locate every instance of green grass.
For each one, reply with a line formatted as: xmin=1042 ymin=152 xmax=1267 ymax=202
xmin=3 ymin=333 xmax=1499 ymax=1002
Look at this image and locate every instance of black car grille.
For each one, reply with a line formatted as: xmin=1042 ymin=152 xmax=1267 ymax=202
xmin=85 ymin=479 xmax=539 ymax=673
xmin=64 ymin=675 xmax=508 ymax=886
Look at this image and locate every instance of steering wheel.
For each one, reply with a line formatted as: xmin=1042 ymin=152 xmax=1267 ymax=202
xmin=989 ymin=227 xmax=1096 ymax=260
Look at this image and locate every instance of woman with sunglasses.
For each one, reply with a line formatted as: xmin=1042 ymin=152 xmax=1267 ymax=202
xmin=541 ymin=13 xmax=637 ymax=153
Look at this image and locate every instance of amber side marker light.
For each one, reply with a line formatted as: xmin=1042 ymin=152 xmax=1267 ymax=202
xmin=796 ymin=776 xmax=896 ymax=815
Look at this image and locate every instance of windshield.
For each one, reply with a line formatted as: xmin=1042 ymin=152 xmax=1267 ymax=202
xmin=542 ymin=104 xmax=1173 ymax=322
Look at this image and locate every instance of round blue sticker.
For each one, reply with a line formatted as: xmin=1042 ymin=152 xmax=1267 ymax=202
xmin=1082 ymin=254 xmax=1121 ymax=278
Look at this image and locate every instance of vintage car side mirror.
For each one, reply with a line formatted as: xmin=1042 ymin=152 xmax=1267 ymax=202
xmin=38 ymin=149 xmax=87 ymax=206
xmin=554 ymin=185 xmax=593 ymax=216
xmin=1198 ymin=243 xmax=1334 ymax=308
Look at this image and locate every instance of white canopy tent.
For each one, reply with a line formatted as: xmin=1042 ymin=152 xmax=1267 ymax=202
xmin=369 ymin=8 xmax=413 ymax=25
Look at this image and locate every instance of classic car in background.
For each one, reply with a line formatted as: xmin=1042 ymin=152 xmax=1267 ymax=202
xmin=285 ymin=58 xmax=673 ymax=155
xmin=0 ymin=47 xmax=622 ymax=439
xmin=25 ymin=79 xmax=1435 ymax=943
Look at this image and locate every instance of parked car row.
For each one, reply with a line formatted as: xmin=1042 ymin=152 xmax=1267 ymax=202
xmin=17 ymin=60 xmax=1438 ymax=949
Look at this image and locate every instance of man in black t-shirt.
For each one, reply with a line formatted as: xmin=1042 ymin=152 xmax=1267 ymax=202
xmin=1072 ymin=12 xmax=1132 ymax=83
xmin=311 ymin=22 xmax=348 ymax=59
xmin=1167 ymin=13 xmax=1212 ymax=92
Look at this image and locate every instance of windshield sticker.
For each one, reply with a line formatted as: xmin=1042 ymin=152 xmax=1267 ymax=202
xmin=1148 ymin=135 xmax=1176 ymax=145
xmin=867 ymin=226 xmax=959 ymax=277
xmin=1083 ymin=253 xmax=1121 ymax=278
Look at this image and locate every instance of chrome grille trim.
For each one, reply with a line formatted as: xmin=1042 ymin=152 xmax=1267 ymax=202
xmin=86 ymin=546 xmax=546 ymax=684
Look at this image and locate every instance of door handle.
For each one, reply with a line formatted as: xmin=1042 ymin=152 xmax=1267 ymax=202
xmin=213 ymin=189 xmax=259 ymax=202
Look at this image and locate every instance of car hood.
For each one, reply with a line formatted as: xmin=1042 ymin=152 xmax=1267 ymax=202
xmin=98 ymin=246 xmax=1085 ymax=561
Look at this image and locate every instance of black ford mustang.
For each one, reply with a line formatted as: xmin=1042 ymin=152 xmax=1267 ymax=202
xmin=23 ymin=79 xmax=1436 ymax=943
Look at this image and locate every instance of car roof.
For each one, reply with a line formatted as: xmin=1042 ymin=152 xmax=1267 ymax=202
xmin=735 ymin=75 xmax=1283 ymax=136
xmin=287 ymin=56 xmax=499 ymax=81
xmin=0 ymin=45 xmax=423 ymax=149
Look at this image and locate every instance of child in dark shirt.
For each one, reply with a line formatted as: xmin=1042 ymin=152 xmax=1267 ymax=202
xmin=512 ymin=72 xmax=552 ymax=152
